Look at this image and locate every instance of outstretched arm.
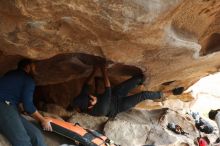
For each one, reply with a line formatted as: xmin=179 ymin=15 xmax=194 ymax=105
xmin=84 ymin=66 xmax=98 ymax=85
xmin=89 ymin=65 xmax=112 ymax=116
xmin=101 ymin=65 xmax=110 ymax=88
xmin=21 ymin=78 xmax=52 ymax=131
xmin=69 ymin=66 xmax=98 ymax=111
xmin=31 ymin=111 xmax=52 ymax=131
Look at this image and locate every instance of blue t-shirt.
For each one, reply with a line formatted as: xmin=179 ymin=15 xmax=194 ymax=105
xmin=0 ymin=69 xmax=36 ymax=114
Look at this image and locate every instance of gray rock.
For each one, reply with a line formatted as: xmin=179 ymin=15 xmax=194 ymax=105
xmin=104 ymin=109 xmax=214 ymax=146
xmin=68 ymin=112 xmax=108 ymax=131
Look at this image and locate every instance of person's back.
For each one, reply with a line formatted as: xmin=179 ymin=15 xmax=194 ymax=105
xmin=0 ymin=69 xmax=31 ymax=107
xmin=0 ymin=59 xmax=52 ymax=146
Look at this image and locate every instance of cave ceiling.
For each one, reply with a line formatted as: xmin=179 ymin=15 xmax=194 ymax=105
xmin=0 ymin=0 xmax=220 ymax=89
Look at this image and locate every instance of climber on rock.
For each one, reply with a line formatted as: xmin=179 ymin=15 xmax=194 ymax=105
xmin=68 ymin=64 xmax=184 ymax=117
xmin=0 ymin=59 xmax=52 ymax=146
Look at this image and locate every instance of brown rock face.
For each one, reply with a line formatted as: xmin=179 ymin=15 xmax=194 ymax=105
xmin=0 ymin=0 xmax=220 ymax=106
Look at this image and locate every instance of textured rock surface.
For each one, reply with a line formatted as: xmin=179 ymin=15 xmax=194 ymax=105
xmin=0 ymin=1 xmax=220 ymax=145
xmin=68 ymin=112 xmax=108 ymax=132
xmin=0 ymin=0 xmax=220 ymax=89
xmin=0 ymin=109 xmax=218 ymax=146
xmin=104 ymin=109 xmax=218 ymax=146
xmin=0 ymin=135 xmax=10 ymax=146
xmin=0 ymin=0 xmax=219 ymax=107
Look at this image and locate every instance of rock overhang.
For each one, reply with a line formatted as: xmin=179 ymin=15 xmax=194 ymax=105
xmin=0 ymin=0 xmax=220 ymax=93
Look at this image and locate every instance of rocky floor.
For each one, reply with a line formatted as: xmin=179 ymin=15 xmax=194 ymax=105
xmin=0 ymin=107 xmax=218 ymax=146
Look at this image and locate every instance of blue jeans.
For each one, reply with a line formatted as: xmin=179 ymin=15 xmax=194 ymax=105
xmin=0 ymin=102 xmax=47 ymax=146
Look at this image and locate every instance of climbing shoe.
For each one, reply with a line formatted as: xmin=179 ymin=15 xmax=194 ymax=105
xmin=172 ymin=87 xmax=184 ymax=95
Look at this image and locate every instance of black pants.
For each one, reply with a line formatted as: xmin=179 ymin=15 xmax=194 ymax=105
xmin=110 ymin=75 xmax=162 ymax=115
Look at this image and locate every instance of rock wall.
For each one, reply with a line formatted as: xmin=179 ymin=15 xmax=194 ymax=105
xmin=1 ymin=0 xmax=220 ymax=115
xmin=0 ymin=0 xmax=220 ymax=90
xmin=0 ymin=1 xmax=220 ymax=145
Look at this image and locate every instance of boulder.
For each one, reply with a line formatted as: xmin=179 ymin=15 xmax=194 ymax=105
xmin=68 ymin=112 xmax=108 ymax=132
xmin=104 ymin=109 xmax=217 ymax=146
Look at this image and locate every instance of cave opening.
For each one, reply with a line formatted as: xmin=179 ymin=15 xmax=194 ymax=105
xmin=34 ymin=53 xmax=144 ymax=114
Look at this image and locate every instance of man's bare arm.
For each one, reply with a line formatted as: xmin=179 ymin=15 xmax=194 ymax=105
xmin=31 ymin=110 xmax=53 ymax=131
xmin=101 ymin=65 xmax=110 ymax=88
xmin=85 ymin=66 xmax=98 ymax=85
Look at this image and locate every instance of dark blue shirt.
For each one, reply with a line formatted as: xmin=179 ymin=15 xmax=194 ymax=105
xmin=0 ymin=69 xmax=36 ymax=114
xmin=73 ymin=83 xmax=112 ymax=116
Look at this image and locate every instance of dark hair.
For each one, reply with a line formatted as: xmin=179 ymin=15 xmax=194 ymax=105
xmin=17 ymin=59 xmax=33 ymax=70
xmin=208 ymin=109 xmax=220 ymax=120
